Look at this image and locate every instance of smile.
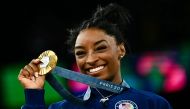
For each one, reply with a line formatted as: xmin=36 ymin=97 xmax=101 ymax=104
xmin=89 ymin=66 xmax=104 ymax=73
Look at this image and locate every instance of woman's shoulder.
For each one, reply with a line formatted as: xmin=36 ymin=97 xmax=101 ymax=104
xmin=127 ymin=87 xmax=167 ymax=101
xmin=113 ymin=87 xmax=173 ymax=109
xmin=126 ymin=87 xmax=172 ymax=108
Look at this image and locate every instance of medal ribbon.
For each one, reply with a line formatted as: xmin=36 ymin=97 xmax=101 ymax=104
xmin=37 ymin=50 xmax=125 ymax=104
xmin=46 ymin=66 xmax=125 ymax=104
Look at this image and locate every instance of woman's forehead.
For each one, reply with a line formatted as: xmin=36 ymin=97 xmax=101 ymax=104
xmin=75 ymin=29 xmax=116 ymax=46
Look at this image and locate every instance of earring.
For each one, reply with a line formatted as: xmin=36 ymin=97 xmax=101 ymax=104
xmin=120 ymin=55 xmax=124 ymax=58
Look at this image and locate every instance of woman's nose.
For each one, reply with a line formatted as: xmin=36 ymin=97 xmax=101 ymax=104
xmin=86 ymin=53 xmax=98 ymax=65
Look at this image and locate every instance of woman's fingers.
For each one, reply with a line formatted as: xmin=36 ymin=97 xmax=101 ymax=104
xmin=29 ymin=62 xmax=38 ymax=72
xmin=18 ymin=58 xmax=46 ymax=89
xmin=20 ymin=68 xmax=30 ymax=79
xmin=31 ymin=59 xmax=41 ymax=64
xmin=19 ymin=59 xmax=41 ymax=80
xmin=24 ymin=65 xmax=33 ymax=76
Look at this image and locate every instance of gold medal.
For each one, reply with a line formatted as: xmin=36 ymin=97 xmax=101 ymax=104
xmin=38 ymin=50 xmax=58 ymax=75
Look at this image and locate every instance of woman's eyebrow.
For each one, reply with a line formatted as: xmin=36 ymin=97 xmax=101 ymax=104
xmin=75 ymin=45 xmax=84 ymax=50
xmin=75 ymin=40 xmax=108 ymax=49
xmin=94 ymin=40 xmax=108 ymax=45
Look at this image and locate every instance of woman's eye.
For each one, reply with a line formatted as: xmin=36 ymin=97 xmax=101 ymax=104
xmin=96 ymin=45 xmax=107 ymax=51
xmin=75 ymin=51 xmax=86 ymax=56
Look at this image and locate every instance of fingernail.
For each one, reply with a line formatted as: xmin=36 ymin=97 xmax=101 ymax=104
xmin=32 ymin=76 xmax=36 ymax=82
xmin=34 ymin=72 xmax=39 ymax=77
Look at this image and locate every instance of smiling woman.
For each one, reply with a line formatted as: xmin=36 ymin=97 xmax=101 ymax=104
xmin=18 ymin=3 xmax=173 ymax=109
xmin=74 ymin=28 xmax=124 ymax=83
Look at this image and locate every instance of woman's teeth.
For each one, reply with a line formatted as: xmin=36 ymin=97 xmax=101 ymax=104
xmin=89 ymin=66 xmax=104 ymax=73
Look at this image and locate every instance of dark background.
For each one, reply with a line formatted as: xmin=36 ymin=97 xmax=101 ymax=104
xmin=2 ymin=0 xmax=190 ymax=62
xmin=1 ymin=0 xmax=190 ymax=108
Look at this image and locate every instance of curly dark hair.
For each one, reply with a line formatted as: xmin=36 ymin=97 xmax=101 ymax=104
xmin=67 ymin=3 xmax=133 ymax=54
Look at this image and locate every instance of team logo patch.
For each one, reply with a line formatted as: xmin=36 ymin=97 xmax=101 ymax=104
xmin=115 ymin=100 xmax=138 ymax=109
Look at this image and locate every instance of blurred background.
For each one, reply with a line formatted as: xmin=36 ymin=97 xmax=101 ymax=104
xmin=1 ymin=0 xmax=190 ymax=108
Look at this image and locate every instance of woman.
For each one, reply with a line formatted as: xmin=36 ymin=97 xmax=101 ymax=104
xmin=18 ymin=3 xmax=173 ymax=109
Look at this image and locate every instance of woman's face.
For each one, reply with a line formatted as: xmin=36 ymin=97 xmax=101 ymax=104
xmin=74 ymin=28 xmax=124 ymax=83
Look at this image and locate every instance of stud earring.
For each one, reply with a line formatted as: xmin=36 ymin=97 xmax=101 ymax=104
xmin=120 ymin=55 xmax=124 ymax=58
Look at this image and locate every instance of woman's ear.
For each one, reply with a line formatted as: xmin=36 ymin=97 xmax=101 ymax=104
xmin=118 ymin=43 xmax=126 ymax=59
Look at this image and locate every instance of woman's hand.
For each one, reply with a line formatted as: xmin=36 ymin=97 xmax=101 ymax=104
xmin=18 ymin=59 xmax=45 ymax=89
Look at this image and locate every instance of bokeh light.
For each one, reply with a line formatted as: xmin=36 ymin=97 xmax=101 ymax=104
xmin=137 ymin=51 xmax=187 ymax=93
xmin=67 ymin=63 xmax=88 ymax=95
